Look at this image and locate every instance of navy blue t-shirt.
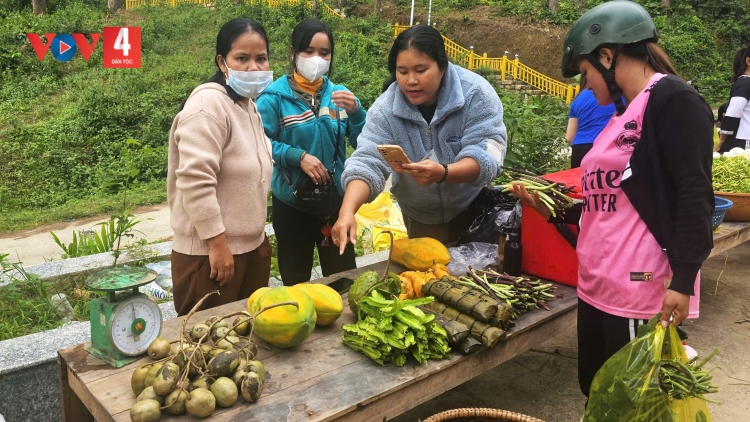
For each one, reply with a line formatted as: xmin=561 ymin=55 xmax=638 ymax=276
xmin=569 ymin=89 xmax=616 ymax=146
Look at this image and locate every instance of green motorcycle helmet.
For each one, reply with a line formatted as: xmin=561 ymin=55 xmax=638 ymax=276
xmin=561 ymin=0 xmax=659 ymax=78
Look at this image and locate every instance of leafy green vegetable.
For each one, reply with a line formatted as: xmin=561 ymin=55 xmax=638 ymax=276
xmin=713 ymin=156 xmax=750 ymax=193
xmin=342 ymin=291 xmax=451 ymax=366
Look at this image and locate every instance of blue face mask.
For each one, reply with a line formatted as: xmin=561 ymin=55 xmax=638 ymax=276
xmin=224 ymin=60 xmax=273 ymax=99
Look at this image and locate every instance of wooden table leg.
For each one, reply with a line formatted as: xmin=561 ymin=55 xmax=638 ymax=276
xmin=58 ymin=352 xmax=95 ymax=422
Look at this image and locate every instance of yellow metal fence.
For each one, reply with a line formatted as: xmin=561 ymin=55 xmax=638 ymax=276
xmin=125 ymin=0 xmax=342 ymax=18
xmin=394 ymin=24 xmax=578 ymax=104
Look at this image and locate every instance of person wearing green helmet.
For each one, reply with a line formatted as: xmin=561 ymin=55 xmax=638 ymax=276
xmin=512 ymin=0 xmax=714 ymax=402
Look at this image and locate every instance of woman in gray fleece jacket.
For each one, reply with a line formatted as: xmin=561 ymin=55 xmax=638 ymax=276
xmin=332 ymin=25 xmax=507 ymax=250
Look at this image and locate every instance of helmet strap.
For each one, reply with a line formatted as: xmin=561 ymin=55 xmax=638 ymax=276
xmin=586 ymin=46 xmax=626 ymax=115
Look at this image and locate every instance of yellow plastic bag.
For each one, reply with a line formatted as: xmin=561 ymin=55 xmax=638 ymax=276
xmin=371 ymin=225 xmax=408 ymax=251
xmin=670 ymin=397 xmax=713 ymax=422
xmin=713 ymin=127 xmax=720 ymax=151
xmin=584 ymin=315 xmax=713 ymax=422
xmin=354 ymin=193 xmax=408 ymax=253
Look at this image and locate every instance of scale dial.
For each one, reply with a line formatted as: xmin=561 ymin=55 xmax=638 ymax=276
xmin=109 ymin=295 xmax=163 ymax=356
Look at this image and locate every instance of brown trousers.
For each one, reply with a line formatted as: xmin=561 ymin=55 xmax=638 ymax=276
xmin=404 ymin=208 xmax=477 ymax=245
xmin=171 ymin=236 xmax=271 ymax=316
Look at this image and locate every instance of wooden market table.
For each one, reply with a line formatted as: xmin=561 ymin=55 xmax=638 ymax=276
xmin=58 ymin=261 xmax=578 ymax=422
xmin=708 ymin=222 xmax=750 ymax=258
xmin=57 ymin=223 xmax=750 ymax=422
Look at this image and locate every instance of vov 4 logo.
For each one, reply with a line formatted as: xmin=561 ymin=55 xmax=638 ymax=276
xmin=26 ymin=27 xmax=142 ymax=68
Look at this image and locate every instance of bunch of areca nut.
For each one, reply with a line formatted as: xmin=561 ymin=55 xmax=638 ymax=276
xmin=128 ymin=291 xmax=285 ymax=421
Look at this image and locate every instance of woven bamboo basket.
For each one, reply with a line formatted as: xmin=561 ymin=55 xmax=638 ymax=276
xmin=421 ymin=408 xmax=545 ymax=422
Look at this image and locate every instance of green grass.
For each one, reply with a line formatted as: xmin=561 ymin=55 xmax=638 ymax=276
xmin=0 ymin=249 xmax=174 ymax=340
xmin=0 ymin=0 xmax=572 ymax=236
xmin=0 ymin=2 xmax=392 ymax=233
xmin=0 ymin=255 xmax=96 ymax=340
xmin=0 ymin=179 xmax=166 ymax=233
xmin=0 ymin=280 xmax=63 ymax=341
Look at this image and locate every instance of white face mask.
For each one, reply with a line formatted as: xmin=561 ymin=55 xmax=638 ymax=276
xmin=224 ymin=60 xmax=273 ymax=99
xmin=296 ymin=55 xmax=330 ymax=83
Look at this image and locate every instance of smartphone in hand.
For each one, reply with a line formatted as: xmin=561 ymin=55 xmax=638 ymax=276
xmin=377 ymin=145 xmax=412 ymax=171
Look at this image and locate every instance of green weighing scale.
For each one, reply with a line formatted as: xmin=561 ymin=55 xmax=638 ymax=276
xmin=85 ymin=267 xmax=164 ymax=368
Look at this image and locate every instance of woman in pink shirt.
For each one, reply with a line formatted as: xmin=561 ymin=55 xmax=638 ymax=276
xmin=512 ymin=1 xmax=714 ymax=402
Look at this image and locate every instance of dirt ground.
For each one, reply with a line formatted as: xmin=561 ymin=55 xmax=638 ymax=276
xmin=361 ymin=5 xmax=569 ymax=81
xmin=390 ymin=242 xmax=750 ymax=422
xmin=0 ymin=205 xmax=173 ymax=265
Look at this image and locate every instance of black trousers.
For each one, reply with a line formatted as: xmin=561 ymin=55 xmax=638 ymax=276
xmin=272 ymin=195 xmax=356 ymax=285
xmin=577 ymin=298 xmax=649 ymax=398
xmin=718 ymin=137 xmax=747 ymax=153
xmin=570 ymin=143 xmax=594 ymax=169
xmin=403 ymin=208 xmax=476 ymax=245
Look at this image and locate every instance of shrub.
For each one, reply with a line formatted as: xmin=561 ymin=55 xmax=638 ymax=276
xmin=476 ymin=67 xmax=570 ymax=174
xmin=0 ymin=3 xmax=393 ymax=223
xmin=486 ymin=0 xmax=742 ymax=103
xmin=653 ymin=10 xmax=730 ymax=104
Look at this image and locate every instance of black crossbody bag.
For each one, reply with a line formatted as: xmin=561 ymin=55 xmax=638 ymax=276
xmin=283 ymin=108 xmax=343 ymax=216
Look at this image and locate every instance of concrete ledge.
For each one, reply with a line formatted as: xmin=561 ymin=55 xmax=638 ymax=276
xmin=1 ymin=224 xmax=280 ymax=286
xmin=0 ymin=361 xmax=59 ymax=422
xmin=0 ymin=246 xmax=388 ymax=422
xmin=0 ymin=241 xmax=173 ymax=286
xmin=0 ymin=301 xmax=179 ymax=377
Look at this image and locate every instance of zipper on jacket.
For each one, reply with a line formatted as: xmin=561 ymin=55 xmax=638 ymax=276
xmin=428 ymin=124 xmax=437 ymax=159
xmin=424 ymin=123 xmax=446 ymax=222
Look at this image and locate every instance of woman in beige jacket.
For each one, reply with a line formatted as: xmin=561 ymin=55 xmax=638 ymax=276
xmin=168 ymin=18 xmax=274 ymax=315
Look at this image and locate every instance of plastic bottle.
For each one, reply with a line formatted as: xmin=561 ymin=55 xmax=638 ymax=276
xmin=502 ymin=233 xmax=522 ymax=276
xmin=497 ymin=233 xmax=508 ymax=272
xmin=139 ymin=282 xmax=171 ymax=300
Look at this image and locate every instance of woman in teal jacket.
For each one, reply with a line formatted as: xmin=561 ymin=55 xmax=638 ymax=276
xmin=256 ymin=19 xmax=366 ymax=284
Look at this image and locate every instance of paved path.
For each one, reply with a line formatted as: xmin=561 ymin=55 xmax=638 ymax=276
xmin=1 ymin=176 xmax=393 ymax=267
xmin=0 ymin=205 xmax=173 ymax=266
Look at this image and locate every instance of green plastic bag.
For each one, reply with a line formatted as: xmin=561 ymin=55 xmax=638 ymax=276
xmin=583 ymin=315 xmax=713 ymax=422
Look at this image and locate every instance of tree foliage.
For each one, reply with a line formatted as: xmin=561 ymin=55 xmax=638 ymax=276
xmin=0 ymin=2 xmax=390 ymax=214
xmin=490 ymin=0 xmax=746 ymax=103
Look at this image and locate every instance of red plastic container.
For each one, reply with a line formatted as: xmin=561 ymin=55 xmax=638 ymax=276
xmin=520 ymin=168 xmax=582 ymax=287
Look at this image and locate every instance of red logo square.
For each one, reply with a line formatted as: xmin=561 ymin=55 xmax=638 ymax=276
xmin=103 ymin=27 xmax=141 ymax=68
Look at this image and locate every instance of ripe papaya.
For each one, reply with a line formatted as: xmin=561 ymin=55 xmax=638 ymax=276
xmin=391 ymin=237 xmax=450 ymax=271
xmin=246 ymin=287 xmax=270 ymax=312
xmin=248 ymin=287 xmax=316 ymax=348
xmin=291 ymin=283 xmax=343 ymax=326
